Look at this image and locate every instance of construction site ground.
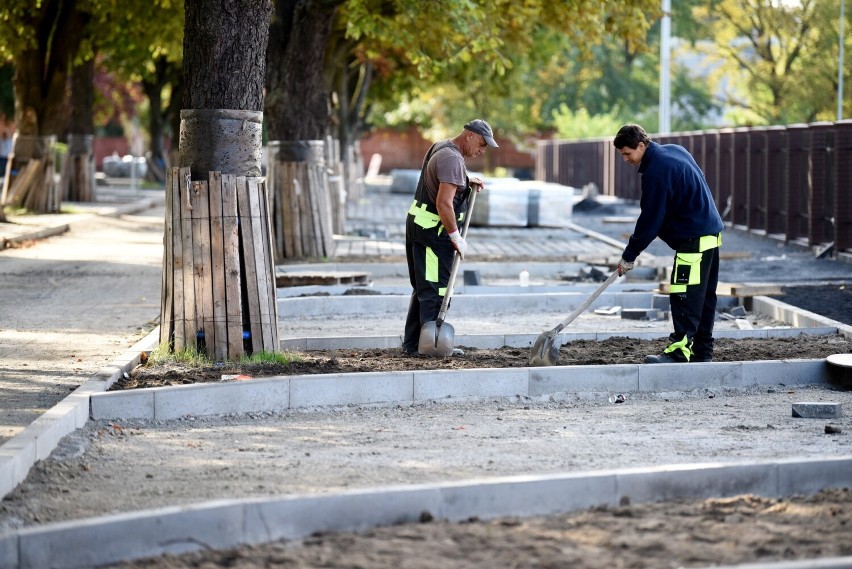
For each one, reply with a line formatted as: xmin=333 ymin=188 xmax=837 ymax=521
xmin=1 ymin=180 xmax=852 ymax=568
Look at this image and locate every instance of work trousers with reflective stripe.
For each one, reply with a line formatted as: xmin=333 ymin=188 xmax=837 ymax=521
xmin=403 ymin=215 xmax=456 ymax=352
xmin=666 ymin=235 xmax=721 ymax=362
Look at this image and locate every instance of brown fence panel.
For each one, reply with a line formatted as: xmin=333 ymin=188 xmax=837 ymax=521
xmin=701 ymin=131 xmax=720 ymax=205
xmin=835 ymin=119 xmax=852 ymax=252
xmin=808 ymin=122 xmax=835 ymax=246
xmin=786 ymin=124 xmax=811 ymax=243
xmin=765 ymin=126 xmax=788 ymax=237
xmin=731 ymin=127 xmax=750 ymax=227
xmin=747 ymin=127 xmax=767 ymax=231
xmin=716 ymin=128 xmax=735 ymax=221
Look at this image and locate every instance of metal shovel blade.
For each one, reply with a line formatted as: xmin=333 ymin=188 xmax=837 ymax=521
xmin=529 ymin=328 xmax=561 ymax=366
xmin=418 ymin=320 xmax=455 ymax=356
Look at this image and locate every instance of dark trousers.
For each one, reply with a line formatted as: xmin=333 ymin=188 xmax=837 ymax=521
xmin=668 ymin=246 xmax=720 ymax=361
xmin=403 ymin=219 xmax=455 ymax=352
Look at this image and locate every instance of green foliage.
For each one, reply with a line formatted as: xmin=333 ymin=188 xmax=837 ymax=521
xmin=551 ymin=105 xmax=624 ymax=139
xmin=239 ymin=351 xmax=302 ymax=365
xmin=694 ymin=0 xmax=846 ymax=125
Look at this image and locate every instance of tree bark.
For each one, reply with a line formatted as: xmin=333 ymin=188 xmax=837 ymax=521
xmin=183 ymin=0 xmax=273 ymax=111
xmin=2 ymin=0 xmax=86 ymax=212
xmin=265 ymin=0 xmax=343 ymax=140
xmin=64 ymin=56 xmax=96 ymax=202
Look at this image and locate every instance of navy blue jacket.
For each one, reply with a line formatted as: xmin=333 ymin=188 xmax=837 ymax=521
xmin=622 ymin=142 xmax=724 ymax=262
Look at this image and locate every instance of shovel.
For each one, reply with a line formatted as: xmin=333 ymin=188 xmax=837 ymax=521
xmin=529 ymin=270 xmax=619 ymax=366
xmin=418 ymin=189 xmax=477 ymax=356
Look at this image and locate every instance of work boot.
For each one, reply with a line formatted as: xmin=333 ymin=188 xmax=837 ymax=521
xmin=644 ymin=353 xmax=687 ymax=364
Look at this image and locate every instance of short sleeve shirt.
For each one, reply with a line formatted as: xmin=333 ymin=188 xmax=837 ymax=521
xmin=422 ymin=142 xmax=466 ymax=204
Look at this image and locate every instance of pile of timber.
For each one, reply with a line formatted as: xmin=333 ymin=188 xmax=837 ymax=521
xmin=160 ymin=167 xmax=279 ymax=361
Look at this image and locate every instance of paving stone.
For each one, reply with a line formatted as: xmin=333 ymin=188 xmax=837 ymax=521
xmin=791 ymin=402 xmax=843 ymax=419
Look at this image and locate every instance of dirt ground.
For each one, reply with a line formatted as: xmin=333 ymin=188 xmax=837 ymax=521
xmin=119 ymin=334 xmax=852 ymax=388
xmin=4 ymin=196 xmax=852 ymax=569
xmin=109 ymin=488 xmax=852 ymax=569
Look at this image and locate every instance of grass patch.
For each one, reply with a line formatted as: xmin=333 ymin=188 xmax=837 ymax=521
xmin=144 ymin=344 xmax=302 ymax=368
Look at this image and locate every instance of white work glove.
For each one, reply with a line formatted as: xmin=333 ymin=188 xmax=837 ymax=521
xmin=448 ymin=230 xmax=467 ymax=259
xmin=617 ymin=258 xmax=634 ymax=276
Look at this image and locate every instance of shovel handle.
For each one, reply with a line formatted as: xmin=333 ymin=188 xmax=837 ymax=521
xmin=552 ymin=271 xmax=619 ymax=334
xmin=435 ymin=188 xmax=478 ymax=322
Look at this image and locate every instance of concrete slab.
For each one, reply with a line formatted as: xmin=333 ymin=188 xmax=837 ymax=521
xmin=791 ymin=402 xmax=843 ymax=419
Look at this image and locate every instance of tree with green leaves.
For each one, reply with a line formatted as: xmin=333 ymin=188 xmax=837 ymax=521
xmin=694 ymin=0 xmax=848 ymax=125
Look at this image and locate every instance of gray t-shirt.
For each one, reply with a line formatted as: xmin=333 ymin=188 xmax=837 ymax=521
xmin=422 ymin=142 xmax=466 ymax=205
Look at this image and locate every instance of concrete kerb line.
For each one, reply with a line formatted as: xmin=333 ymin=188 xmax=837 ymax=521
xmin=1 ymin=456 xmax=851 ymax=569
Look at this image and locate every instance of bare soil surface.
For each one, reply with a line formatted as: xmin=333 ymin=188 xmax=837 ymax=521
xmin=119 ymin=335 xmax=852 ymax=388
xmin=109 ymin=488 xmax=852 ymax=569
xmin=4 ymin=193 xmax=852 ymax=569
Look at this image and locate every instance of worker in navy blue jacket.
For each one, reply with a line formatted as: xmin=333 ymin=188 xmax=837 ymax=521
xmin=613 ymin=124 xmax=724 ymax=363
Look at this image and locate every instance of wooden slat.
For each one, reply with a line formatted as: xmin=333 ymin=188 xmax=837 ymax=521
xmin=191 ymin=180 xmax=211 ymax=354
xmin=258 ymin=179 xmax=279 ymax=350
xmin=248 ymin=178 xmax=274 ymax=352
xmin=160 ymin=167 xmax=176 ymax=348
xmin=237 ymin=176 xmax=263 ymax=354
xmin=179 ymin=168 xmax=196 ymax=351
xmin=208 ymin=171 xmax=229 ymax=361
xmin=222 ymin=174 xmax=244 ymax=359
xmin=171 ymin=168 xmax=186 ymax=350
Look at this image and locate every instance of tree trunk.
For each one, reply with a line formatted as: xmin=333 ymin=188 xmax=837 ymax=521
xmin=159 ymin=0 xmax=276 ymax=360
xmin=1 ymin=0 xmax=86 ymax=212
xmin=63 ymin=56 xmax=96 ymax=202
xmin=265 ymin=0 xmax=344 ymax=260
xmin=142 ymin=55 xmax=182 ymax=184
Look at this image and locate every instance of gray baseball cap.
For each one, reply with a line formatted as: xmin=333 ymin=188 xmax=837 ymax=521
xmin=464 ymin=119 xmax=498 ymax=148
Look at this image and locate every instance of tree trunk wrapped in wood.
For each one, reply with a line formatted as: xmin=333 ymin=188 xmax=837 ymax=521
xmin=267 ymin=139 xmax=334 ymax=262
xmin=160 ymin=166 xmax=278 ymax=360
xmin=61 ymin=134 xmax=96 ymax=202
xmin=1 ymin=134 xmax=60 ymax=213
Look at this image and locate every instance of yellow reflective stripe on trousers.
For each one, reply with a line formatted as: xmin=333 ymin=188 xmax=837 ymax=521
xmin=408 ymin=200 xmax=441 ymax=229
xmin=669 ymin=284 xmax=688 ymax=293
xmin=425 ymin=247 xmax=439 ymax=283
xmin=663 ymin=335 xmax=692 ymax=360
xmin=698 ymin=233 xmax=722 ymax=252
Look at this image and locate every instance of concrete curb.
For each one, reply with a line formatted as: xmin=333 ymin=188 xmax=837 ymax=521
xmin=1 ymin=455 xmax=850 ymax=569
xmin=91 ymin=340 xmax=846 ymax=422
xmin=0 ymin=328 xmax=160 ymax=500
xmin=753 ymin=296 xmax=852 ymax=340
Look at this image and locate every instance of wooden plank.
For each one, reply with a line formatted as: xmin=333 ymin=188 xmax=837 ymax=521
xmin=171 ymin=168 xmax=186 ymax=350
xmin=180 ymin=168 xmax=196 ymax=351
xmin=259 ymin=179 xmax=280 ymax=351
xmin=237 ymin=176 xmax=263 ymax=354
xmin=222 ymin=174 xmax=244 ymax=359
xmin=275 ymin=271 xmax=370 ymax=287
xmin=208 ymin=171 xmax=229 ymax=361
xmin=160 ymin=168 xmax=176 ymax=348
xmin=658 ymin=281 xmax=782 ymax=297
xmin=191 ymin=180 xmax=213 ymax=355
xmin=248 ymin=178 xmax=275 ymax=352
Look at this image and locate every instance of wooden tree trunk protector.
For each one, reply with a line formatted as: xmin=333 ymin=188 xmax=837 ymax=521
xmin=1 ymin=134 xmax=60 ymax=213
xmin=178 ymin=109 xmax=263 ymax=181
xmin=62 ymin=134 xmax=96 ymax=202
xmin=160 ymin=167 xmax=279 ymax=361
xmin=267 ymin=140 xmax=335 ymax=263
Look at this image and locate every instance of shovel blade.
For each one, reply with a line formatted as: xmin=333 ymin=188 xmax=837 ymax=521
xmin=529 ymin=329 xmax=560 ymax=366
xmin=419 ymin=320 xmax=455 ymax=356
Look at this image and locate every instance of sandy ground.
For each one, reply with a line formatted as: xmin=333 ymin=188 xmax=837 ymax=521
xmin=3 ymin=192 xmax=852 ymax=568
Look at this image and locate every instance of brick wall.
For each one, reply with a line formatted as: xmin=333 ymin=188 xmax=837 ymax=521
xmin=359 ymin=125 xmax=537 ymax=176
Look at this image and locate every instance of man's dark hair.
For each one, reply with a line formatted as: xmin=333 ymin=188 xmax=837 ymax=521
xmin=613 ymin=124 xmax=652 ymax=150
